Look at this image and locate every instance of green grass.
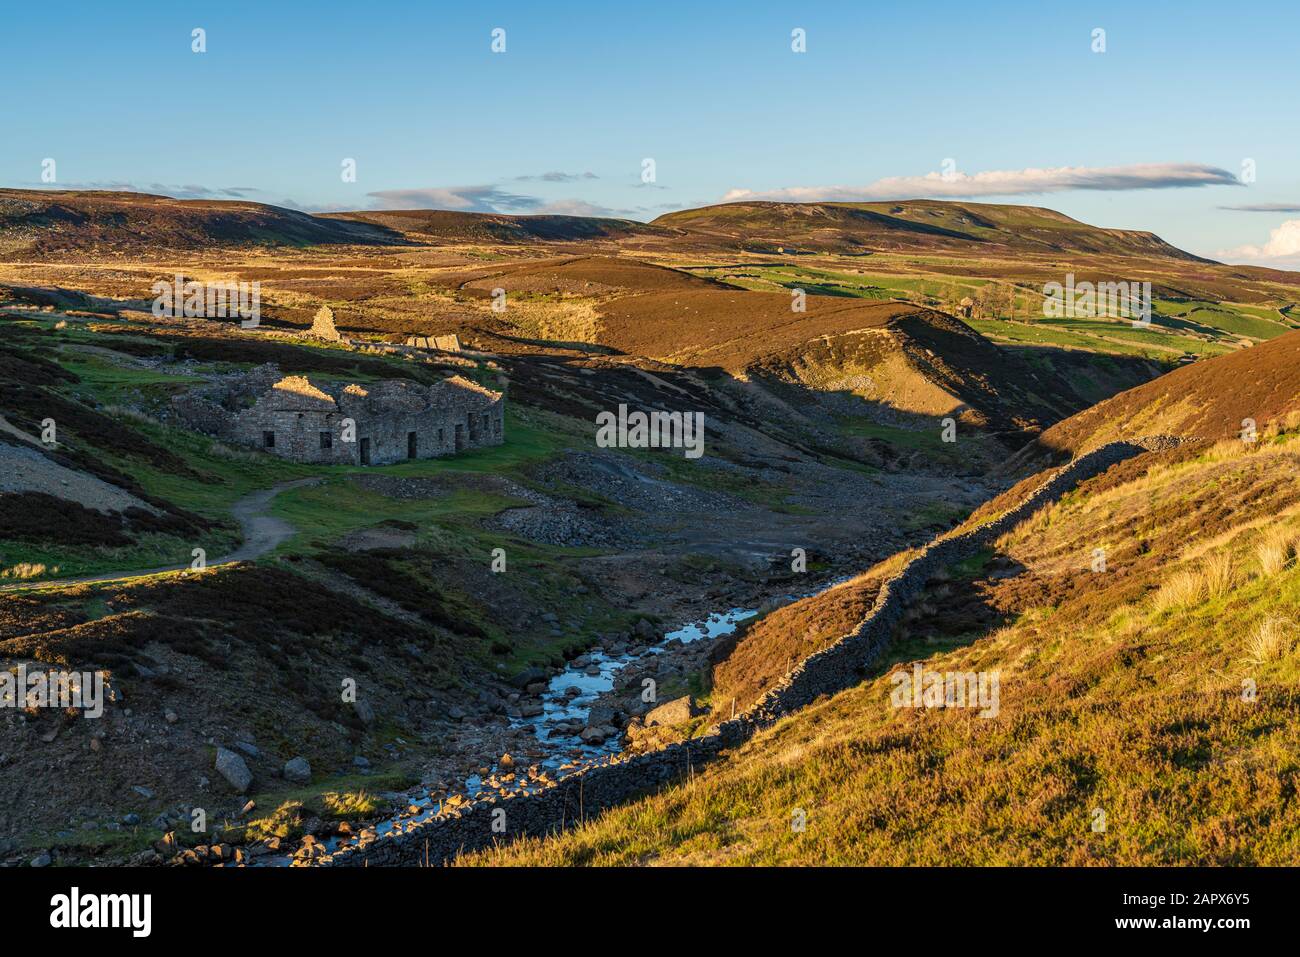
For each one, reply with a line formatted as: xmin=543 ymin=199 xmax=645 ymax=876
xmin=0 ymin=528 xmax=240 ymax=581
xmin=269 ymin=481 xmax=517 ymax=554
xmin=837 ymin=416 xmax=959 ymax=454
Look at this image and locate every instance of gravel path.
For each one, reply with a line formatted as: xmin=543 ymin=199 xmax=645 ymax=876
xmin=0 ymin=477 xmax=321 ymax=592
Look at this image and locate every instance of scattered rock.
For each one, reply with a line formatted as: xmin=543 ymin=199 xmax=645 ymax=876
xmin=509 ymin=667 xmax=548 ymax=690
xmin=645 ymin=696 xmax=700 ymax=727
xmin=283 ymin=756 xmax=312 ymax=785
xmin=215 ymin=747 xmax=252 ymax=793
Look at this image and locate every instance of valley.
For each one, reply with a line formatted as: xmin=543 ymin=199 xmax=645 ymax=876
xmin=1 ymin=189 xmax=1298 ymax=869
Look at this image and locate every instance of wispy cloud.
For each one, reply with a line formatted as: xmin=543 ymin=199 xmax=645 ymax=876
xmin=723 ymin=163 xmax=1241 ymax=203
xmin=1219 ymin=203 xmax=1300 ymax=213
xmin=365 ymin=185 xmax=543 ymax=213
xmin=363 ymin=186 xmax=649 ymax=219
xmin=514 ymin=171 xmax=598 ymax=183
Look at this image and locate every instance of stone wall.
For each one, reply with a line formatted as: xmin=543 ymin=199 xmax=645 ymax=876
xmin=320 ymin=437 xmax=1169 ymax=867
xmin=230 ymin=407 xmax=357 ymax=465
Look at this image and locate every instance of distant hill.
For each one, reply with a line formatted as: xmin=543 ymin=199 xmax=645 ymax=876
xmin=0 ymin=189 xmax=400 ymax=259
xmin=325 ymin=208 xmax=658 ymax=244
xmin=0 ymin=190 xmax=1220 ymax=264
xmin=653 ymin=199 xmax=1214 ymax=261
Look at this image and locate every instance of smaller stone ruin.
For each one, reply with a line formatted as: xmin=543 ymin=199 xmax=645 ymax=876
xmin=309 ymin=305 xmax=341 ymax=341
xmin=405 ymin=333 xmax=462 ymax=352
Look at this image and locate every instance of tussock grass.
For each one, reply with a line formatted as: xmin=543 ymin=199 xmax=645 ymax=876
xmin=1202 ymin=551 xmax=1236 ymax=599
xmin=245 ymin=800 xmax=304 ymax=842
xmin=1256 ymin=526 xmax=1298 ymax=577
xmin=321 ymin=789 xmax=382 ymax=818
xmin=1151 ymin=553 xmax=1236 ymax=613
xmin=1150 ymin=568 xmax=1206 ymax=613
xmin=1 ymin=561 xmax=54 ymax=579
xmin=1246 ymin=617 xmax=1293 ymax=664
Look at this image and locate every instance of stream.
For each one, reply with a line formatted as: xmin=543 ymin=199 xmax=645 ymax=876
xmin=257 ymin=603 xmax=760 ymax=865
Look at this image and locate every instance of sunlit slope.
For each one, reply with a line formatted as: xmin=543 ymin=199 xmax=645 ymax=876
xmin=468 ymin=428 xmax=1300 ymax=865
xmin=1010 ymin=328 xmax=1300 ymax=470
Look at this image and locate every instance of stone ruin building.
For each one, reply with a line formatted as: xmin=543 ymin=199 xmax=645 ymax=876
xmin=172 ymin=364 xmax=504 ymax=465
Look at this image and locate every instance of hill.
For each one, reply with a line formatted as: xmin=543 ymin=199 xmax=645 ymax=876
xmin=0 ymin=189 xmax=401 ymax=259
xmin=467 ymin=340 xmax=1300 ymax=865
xmin=326 ymin=209 xmax=656 ymax=245
xmin=653 ymin=199 xmax=1213 ymax=261
xmin=591 ymin=292 xmax=1140 ymax=450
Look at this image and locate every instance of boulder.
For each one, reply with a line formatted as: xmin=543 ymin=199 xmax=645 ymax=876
xmin=645 ymin=696 xmax=699 ymax=727
xmin=283 ymin=756 xmax=312 ymax=784
xmin=214 ymin=747 xmax=252 ymax=794
xmin=509 ymin=667 xmax=548 ymax=690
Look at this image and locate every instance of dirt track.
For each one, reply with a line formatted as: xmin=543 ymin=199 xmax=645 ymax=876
xmin=0 ymin=477 xmax=320 ymax=593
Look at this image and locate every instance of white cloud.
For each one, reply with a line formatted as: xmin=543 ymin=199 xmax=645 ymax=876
xmin=722 ymin=162 xmax=1241 ymax=203
xmin=1217 ymin=219 xmax=1300 ymax=268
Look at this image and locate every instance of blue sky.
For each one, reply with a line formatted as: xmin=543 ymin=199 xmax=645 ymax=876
xmin=3 ymin=0 xmax=1297 ymax=264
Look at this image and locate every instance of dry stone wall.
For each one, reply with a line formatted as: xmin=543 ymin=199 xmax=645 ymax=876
xmin=321 ymin=438 xmax=1168 ymax=867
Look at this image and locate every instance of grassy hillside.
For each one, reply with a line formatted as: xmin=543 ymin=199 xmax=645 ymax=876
xmin=653 ymin=200 xmax=1210 ymax=260
xmin=1012 ymin=329 xmax=1300 ymax=469
xmin=0 ymin=189 xmax=400 ymax=259
xmin=468 ymin=432 xmax=1300 ymax=866
xmin=326 ymin=210 xmax=657 ymax=245
xmin=467 ymin=341 xmax=1300 ymax=866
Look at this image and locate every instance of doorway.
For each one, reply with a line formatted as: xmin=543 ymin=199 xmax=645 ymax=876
xmin=407 ymin=431 xmax=417 ymax=459
xmin=359 ymin=437 xmax=371 ymax=465
xmin=454 ymin=424 xmax=464 ymax=451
